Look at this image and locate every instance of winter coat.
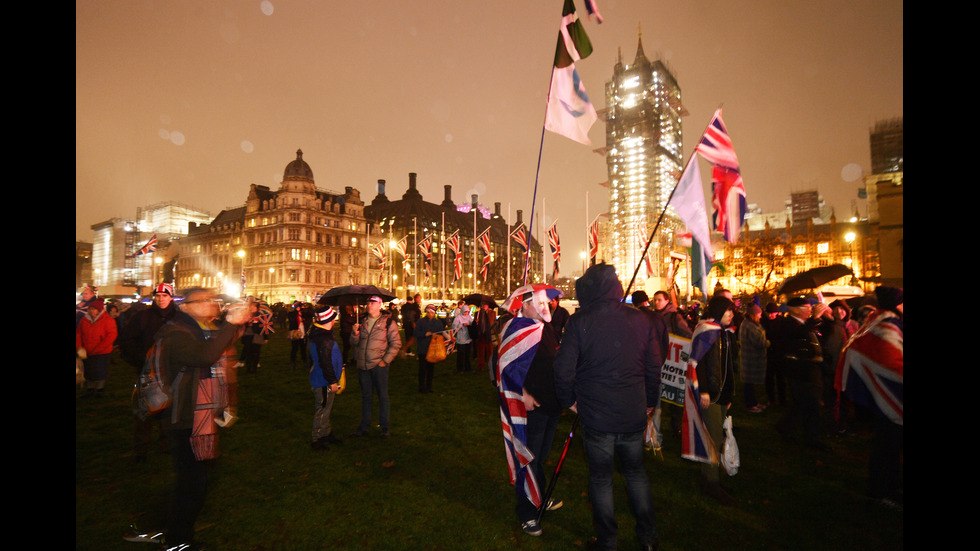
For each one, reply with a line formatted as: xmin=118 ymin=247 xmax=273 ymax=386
xmin=415 ymin=315 xmax=447 ymax=359
xmin=554 ymin=264 xmax=667 ymax=434
xmin=117 ymin=303 xmax=177 ymax=369
xmin=156 ymin=311 xmax=241 ymax=430
xmin=76 ymin=310 xmax=118 ymax=357
xmin=350 ymin=313 xmax=401 ymax=370
xmin=308 ymin=326 xmax=342 ymax=388
xmin=738 ymin=317 xmax=768 ymax=385
xmin=452 ymin=310 xmax=474 ymax=345
xmin=690 ymin=321 xmax=736 ymax=406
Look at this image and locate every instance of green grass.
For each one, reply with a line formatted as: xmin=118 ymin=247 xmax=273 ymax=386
xmin=76 ymin=332 xmax=902 ymax=550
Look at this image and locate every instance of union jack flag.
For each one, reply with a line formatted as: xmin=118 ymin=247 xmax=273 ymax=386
xmin=588 ymin=216 xmax=600 ymax=265
xmin=438 ymin=329 xmax=457 ymax=356
xmin=836 ymin=311 xmax=903 ymax=426
xmin=497 ymin=316 xmax=545 ymax=508
xmin=445 ymin=231 xmax=462 ymax=283
xmin=511 ymin=224 xmax=528 ymax=252
xmin=681 ymin=320 xmax=723 ymax=465
xmin=695 ymin=109 xmax=747 ymax=243
xmin=547 ymin=222 xmax=560 ymax=278
xmin=418 ymin=236 xmax=433 ymax=283
xmin=133 ymin=234 xmax=158 ymax=257
xmin=478 ymin=228 xmax=492 ymax=281
xmin=391 ymin=235 xmax=408 ymax=257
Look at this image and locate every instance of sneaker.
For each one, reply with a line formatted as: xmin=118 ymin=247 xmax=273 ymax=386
xmin=161 ymin=542 xmax=203 ymax=551
xmin=545 ymin=498 xmax=563 ymax=511
xmin=521 ymin=519 xmax=542 ymax=536
xmin=122 ymin=524 xmax=163 ymax=544
xmin=747 ymin=405 xmax=765 ymax=413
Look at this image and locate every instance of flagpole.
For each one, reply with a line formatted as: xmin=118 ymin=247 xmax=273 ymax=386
xmin=622 ymin=112 xmax=719 ymax=299
xmin=507 ymin=203 xmax=512 ymax=296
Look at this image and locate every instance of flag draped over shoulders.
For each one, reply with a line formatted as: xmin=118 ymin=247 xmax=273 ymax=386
xmin=497 ymin=316 xmax=545 ymax=508
xmin=681 ymin=320 xmax=722 ymax=465
xmin=836 ymin=311 xmax=903 ymax=426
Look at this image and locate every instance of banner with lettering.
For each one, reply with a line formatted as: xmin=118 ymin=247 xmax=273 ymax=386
xmin=660 ymin=333 xmax=692 ymax=406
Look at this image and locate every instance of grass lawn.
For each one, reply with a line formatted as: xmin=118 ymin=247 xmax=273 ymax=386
xmin=76 ymin=330 xmax=902 ymax=550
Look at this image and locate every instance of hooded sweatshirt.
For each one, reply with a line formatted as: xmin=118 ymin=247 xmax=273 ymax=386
xmin=554 ymin=264 xmax=666 ymax=433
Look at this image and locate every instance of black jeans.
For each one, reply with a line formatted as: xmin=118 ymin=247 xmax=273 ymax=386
xmin=168 ymin=428 xmax=207 ymax=544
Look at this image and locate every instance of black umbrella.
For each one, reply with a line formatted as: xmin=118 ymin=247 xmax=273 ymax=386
xmin=777 ymin=264 xmax=854 ymax=295
xmin=317 ymin=284 xmax=396 ymax=307
xmin=461 ymin=293 xmax=498 ymax=309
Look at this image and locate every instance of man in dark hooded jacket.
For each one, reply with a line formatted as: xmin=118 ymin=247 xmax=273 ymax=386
xmin=554 ymin=263 xmax=663 ymax=551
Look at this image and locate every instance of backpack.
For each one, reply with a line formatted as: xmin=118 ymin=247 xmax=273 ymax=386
xmin=132 ymin=338 xmax=176 ymax=421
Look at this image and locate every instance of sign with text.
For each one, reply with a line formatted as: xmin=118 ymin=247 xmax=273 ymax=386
xmin=660 ymin=333 xmax=691 ymax=406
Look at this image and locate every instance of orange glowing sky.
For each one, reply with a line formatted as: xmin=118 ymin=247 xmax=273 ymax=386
xmin=76 ymin=0 xmax=902 ymax=263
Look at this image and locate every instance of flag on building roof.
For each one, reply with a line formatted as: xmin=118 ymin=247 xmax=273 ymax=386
xmin=547 ymin=221 xmax=561 ymax=279
xmin=496 ymin=316 xmax=546 ymax=509
xmin=668 ymin=155 xmax=714 ymax=299
xmin=695 ymin=109 xmax=747 ymax=243
xmin=545 ymin=0 xmax=598 ymax=145
xmin=133 ymin=234 xmax=158 ymax=257
xmin=836 ymin=310 xmax=903 ymax=426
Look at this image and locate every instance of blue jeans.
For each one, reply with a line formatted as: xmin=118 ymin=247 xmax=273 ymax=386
xmin=581 ymin=426 xmax=658 ymax=550
xmin=358 ymin=366 xmax=390 ymax=433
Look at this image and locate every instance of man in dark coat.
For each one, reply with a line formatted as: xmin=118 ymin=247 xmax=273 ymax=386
xmin=554 ymin=264 xmax=663 ymax=551
xmin=117 ymin=283 xmax=179 ymax=462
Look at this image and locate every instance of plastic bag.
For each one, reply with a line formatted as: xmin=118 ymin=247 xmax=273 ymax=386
xmin=721 ymin=416 xmax=740 ymax=476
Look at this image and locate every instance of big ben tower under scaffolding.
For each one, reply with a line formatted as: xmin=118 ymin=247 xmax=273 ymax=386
xmin=603 ymin=29 xmax=687 ymax=291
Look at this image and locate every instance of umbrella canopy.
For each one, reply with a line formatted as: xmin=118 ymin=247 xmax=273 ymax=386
xmin=461 ymin=293 xmax=497 ymax=309
xmin=317 ymin=284 xmax=396 ymax=307
xmin=501 ymin=284 xmax=563 ymax=314
xmin=777 ymin=264 xmax=854 ymax=296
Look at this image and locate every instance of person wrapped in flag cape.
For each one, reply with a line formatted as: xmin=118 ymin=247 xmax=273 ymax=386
xmin=497 ymin=284 xmax=563 ymax=537
xmin=836 ymin=286 xmax=902 ymax=506
xmin=684 ymin=295 xmax=736 ymax=505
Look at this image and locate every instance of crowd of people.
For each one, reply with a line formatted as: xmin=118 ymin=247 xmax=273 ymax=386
xmin=77 ymin=267 xmax=902 ymax=550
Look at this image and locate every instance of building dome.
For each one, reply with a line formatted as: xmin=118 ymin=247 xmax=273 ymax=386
xmin=284 ymin=149 xmax=314 ymax=182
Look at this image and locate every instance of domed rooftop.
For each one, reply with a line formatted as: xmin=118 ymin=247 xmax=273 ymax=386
xmin=284 ymin=149 xmax=314 ymax=182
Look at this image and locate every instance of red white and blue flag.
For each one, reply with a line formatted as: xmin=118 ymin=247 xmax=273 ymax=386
xmin=547 ymin=222 xmax=561 ymax=279
xmin=391 ymin=235 xmax=408 ymax=257
xmin=418 ymin=236 xmax=433 ymax=283
xmin=438 ymin=329 xmax=457 ymax=356
xmin=836 ymin=311 xmax=903 ymax=426
xmin=511 ymin=224 xmax=528 ymax=252
xmin=133 ymin=234 xmax=158 ymax=257
xmin=478 ymin=228 xmax=492 ymax=281
xmin=695 ymin=109 xmax=747 ymax=243
xmin=445 ymin=231 xmax=462 ymax=283
xmin=681 ymin=320 xmax=723 ymax=465
xmin=497 ymin=316 xmax=546 ymax=508
xmin=588 ymin=215 xmax=600 ymax=265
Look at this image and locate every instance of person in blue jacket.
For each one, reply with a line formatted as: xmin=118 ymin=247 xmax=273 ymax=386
xmin=308 ymin=305 xmax=344 ymax=450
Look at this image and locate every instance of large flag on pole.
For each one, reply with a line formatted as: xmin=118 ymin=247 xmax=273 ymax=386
xmin=545 ymin=0 xmax=598 ymax=145
xmin=133 ymin=234 xmax=158 ymax=257
xmin=478 ymin=228 xmax=492 ymax=281
xmin=391 ymin=235 xmax=408 ymax=258
xmin=668 ymin=155 xmax=714 ymax=300
xmin=547 ymin=221 xmax=561 ymax=279
xmin=511 ymin=224 xmax=528 ymax=252
xmin=695 ymin=109 xmax=747 ymax=243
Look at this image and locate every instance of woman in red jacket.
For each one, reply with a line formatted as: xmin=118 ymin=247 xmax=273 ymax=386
xmin=75 ymin=297 xmax=118 ymax=397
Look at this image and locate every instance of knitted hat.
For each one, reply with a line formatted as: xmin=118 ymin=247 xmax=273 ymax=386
xmin=631 ymin=290 xmax=649 ymax=305
xmin=314 ymin=305 xmax=338 ymax=324
xmin=154 ymin=282 xmax=174 ymax=296
xmin=875 ymin=286 xmax=903 ymax=311
xmin=747 ymin=303 xmax=762 ymax=316
xmin=765 ymin=302 xmax=780 ymax=314
xmin=425 ymin=304 xmax=437 ymax=314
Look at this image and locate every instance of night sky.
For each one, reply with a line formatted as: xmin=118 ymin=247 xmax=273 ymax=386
xmin=76 ymin=0 xmax=903 ymax=264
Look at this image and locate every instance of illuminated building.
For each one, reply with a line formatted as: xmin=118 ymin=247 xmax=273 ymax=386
xmin=175 ymin=150 xmax=368 ymax=304
xmin=602 ymin=32 xmax=687 ymax=291
xmin=866 ymin=117 xmax=903 ymax=287
xmin=364 ymin=173 xmax=544 ymax=300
